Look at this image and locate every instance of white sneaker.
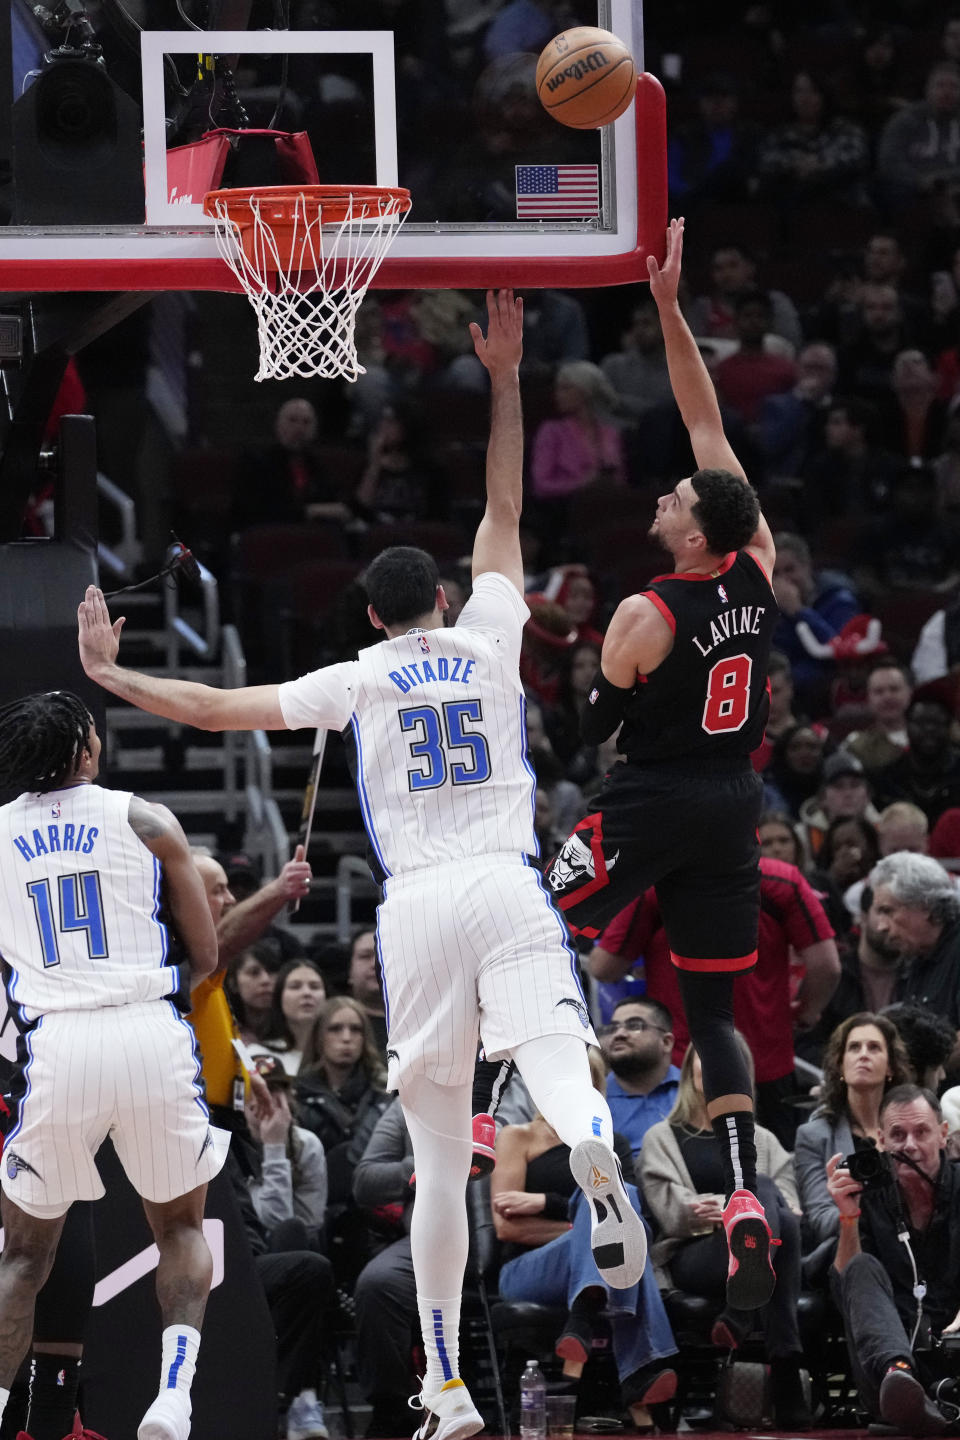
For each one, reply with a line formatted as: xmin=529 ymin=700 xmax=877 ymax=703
xmin=410 ymin=1378 xmax=484 ymax=1440
xmin=287 ymin=1388 xmax=330 ymax=1440
xmin=570 ymin=1137 xmax=647 ymax=1288
xmin=137 ymin=1389 xmax=192 ymax=1440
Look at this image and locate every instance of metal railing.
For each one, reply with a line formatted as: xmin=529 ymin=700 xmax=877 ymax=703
xmin=165 ymin=554 xmax=221 ymax=669
xmin=336 ymin=854 xmax=380 ymax=944
xmin=97 ymin=472 xmax=143 ymax=579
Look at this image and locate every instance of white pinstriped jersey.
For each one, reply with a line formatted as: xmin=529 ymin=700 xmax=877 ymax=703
xmin=278 ymin=572 xmax=537 ymax=878
xmin=0 ymin=784 xmax=180 ymax=1018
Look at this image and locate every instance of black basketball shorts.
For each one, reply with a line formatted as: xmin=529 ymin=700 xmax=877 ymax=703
xmin=544 ymin=760 xmax=763 ymax=974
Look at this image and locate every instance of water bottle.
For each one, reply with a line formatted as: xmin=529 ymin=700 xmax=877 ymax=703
xmin=519 ymin=1359 xmax=547 ymax=1440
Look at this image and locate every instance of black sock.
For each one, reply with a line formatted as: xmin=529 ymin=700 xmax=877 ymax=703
xmin=471 ymin=1057 xmax=514 ymax=1117
xmin=711 ymin=1110 xmax=758 ymax=1197
xmin=27 ymin=1353 xmax=81 ymax=1440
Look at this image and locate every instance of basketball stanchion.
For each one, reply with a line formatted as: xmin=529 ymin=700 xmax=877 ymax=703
xmin=203 ymin=184 xmax=411 ymax=382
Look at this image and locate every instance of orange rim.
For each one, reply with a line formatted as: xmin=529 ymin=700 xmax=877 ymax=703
xmin=202 ymin=183 xmax=412 ymax=226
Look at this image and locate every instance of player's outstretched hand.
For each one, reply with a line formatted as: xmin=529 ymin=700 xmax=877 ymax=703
xmin=78 ymin=584 xmax=125 ymax=677
xmin=646 ymin=216 xmax=684 ymax=309
xmin=469 ymin=289 xmax=523 ymax=376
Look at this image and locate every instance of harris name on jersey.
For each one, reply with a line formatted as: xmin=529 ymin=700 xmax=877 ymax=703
xmin=13 ymin=822 xmax=99 ymax=863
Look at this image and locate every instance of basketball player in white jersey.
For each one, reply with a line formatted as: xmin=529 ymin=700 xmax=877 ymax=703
xmin=78 ymin=290 xmax=646 ymax=1440
xmin=0 ymin=690 xmax=227 ymax=1440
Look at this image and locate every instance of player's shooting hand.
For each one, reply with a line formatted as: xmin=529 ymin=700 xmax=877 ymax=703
xmin=826 ymin=1152 xmax=863 ymax=1216
xmin=275 ymin=844 xmax=312 ymax=899
xmin=469 ymin=289 xmax=523 ymax=376
xmin=646 ymin=217 xmax=684 ymax=309
xmin=492 ymin=1190 xmax=546 ymax=1217
xmin=77 ymin=584 xmax=126 ymax=677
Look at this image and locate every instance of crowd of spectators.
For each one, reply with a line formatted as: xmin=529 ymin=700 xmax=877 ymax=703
xmin=91 ymin=2 xmax=960 ymax=1436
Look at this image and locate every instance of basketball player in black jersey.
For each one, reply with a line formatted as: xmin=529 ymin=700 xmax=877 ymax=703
xmin=545 ymin=218 xmax=780 ymax=1311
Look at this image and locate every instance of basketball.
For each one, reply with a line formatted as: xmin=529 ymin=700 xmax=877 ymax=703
xmin=536 ymin=27 xmax=637 ymax=129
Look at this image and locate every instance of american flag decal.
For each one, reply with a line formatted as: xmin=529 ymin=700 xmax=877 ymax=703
xmin=516 ymin=164 xmax=600 ymax=219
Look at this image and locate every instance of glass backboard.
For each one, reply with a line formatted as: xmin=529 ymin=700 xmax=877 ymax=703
xmin=0 ymin=0 xmax=664 ymax=292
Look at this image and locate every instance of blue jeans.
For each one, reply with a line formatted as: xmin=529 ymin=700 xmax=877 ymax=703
xmin=497 ymin=1184 xmax=677 ymax=1382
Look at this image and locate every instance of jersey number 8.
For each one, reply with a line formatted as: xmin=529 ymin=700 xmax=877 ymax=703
xmin=702 ymin=653 xmax=753 ymax=735
xmin=400 ymin=699 xmax=491 ymax=792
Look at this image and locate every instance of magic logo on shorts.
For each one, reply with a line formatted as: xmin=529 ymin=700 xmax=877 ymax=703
xmin=5 ymin=1150 xmax=41 ymax=1182
xmin=556 ymin=997 xmax=590 ymax=1028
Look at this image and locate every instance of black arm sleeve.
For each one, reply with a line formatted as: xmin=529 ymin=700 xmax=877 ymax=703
xmin=580 ymin=669 xmax=633 ymax=745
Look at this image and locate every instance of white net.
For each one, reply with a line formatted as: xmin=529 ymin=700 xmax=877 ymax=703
xmin=208 ymin=188 xmax=410 ymax=382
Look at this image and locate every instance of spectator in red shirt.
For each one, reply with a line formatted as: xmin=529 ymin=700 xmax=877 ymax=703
xmin=589 ymin=857 xmax=840 ymax=1148
xmin=713 ymin=291 xmax=798 ymax=426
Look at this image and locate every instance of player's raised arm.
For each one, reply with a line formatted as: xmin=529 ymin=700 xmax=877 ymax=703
xmin=648 ymin=218 xmax=776 ymax=576
xmin=78 ymin=584 xmax=286 ymax=730
xmin=468 ymin=289 xmax=525 ymax=593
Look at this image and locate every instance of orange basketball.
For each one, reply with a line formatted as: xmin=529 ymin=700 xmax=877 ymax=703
xmin=536 ymin=27 xmax=637 ymax=129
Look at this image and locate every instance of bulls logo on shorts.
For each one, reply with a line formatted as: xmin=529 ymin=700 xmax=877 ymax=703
xmin=547 ymin=827 xmax=618 ymax=896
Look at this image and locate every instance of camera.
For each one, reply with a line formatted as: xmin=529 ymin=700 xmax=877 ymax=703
xmin=838 ymin=1149 xmax=894 ymax=1190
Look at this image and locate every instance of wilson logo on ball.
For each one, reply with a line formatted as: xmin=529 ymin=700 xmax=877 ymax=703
xmin=545 ymin=52 xmax=611 ymax=91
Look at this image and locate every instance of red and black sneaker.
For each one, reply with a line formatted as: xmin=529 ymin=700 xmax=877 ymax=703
xmin=721 ymin=1189 xmax=778 ymax=1309
xmin=411 ymin=1115 xmax=497 ymax=1189
xmin=470 ymin=1114 xmax=496 ymax=1179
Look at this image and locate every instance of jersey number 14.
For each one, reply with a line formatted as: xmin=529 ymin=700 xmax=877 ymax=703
xmin=26 ymin=871 xmax=108 ymax=968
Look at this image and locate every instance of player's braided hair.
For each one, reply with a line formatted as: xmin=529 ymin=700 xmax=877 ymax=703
xmin=0 ymin=691 xmax=93 ymax=792
xmin=689 ymin=468 xmax=760 ymax=556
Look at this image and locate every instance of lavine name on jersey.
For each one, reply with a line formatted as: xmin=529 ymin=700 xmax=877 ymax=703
xmin=13 ymin=823 xmax=99 ymax=863
xmin=691 ymin=605 xmax=767 ymax=659
xmin=388 ymin=656 xmax=476 ymax=693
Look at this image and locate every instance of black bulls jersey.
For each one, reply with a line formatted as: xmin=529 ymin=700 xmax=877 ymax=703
xmin=617 ymin=550 xmax=778 ymax=766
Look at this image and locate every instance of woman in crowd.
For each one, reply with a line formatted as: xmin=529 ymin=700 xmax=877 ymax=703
xmin=247 ymin=1054 xmax=328 ymax=1249
xmin=296 ymin=997 xmax=392 ymax=1284
xmin=758 ymin=808 xmax=850 ymax=936
xmin=494 ymin=1050 xmax=678 ymax=1428
xmin=545 ymin=640 xmax=604 ymax=767
xmin=530 ymin=362 xmax=626 ymax=560
xmin=764 ymin=724 xmax=827 ymax=819
xmin=225 ymin=940 xmax=284 ymax=1046
xmin=260 ymin=958 xmax=328 ymax=1076
xmin=817 ymin=815 xmax=881 ymax=930
xmin=640 ymin=1040 xmax=811 ymax=1430
xmin=352 ymin=402 xmax=445 ymax=526
xmin=757 ymin=68 xmax=870 ymax=210
xmin=793 ymin=1012 xmax=911 ymax=1268
xmin=242 ymin=1059 xmax=332 ymax=1440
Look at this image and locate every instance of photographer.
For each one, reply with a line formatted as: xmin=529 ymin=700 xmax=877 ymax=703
xmin=827 ymin=1084 xmax=960 ymax=1435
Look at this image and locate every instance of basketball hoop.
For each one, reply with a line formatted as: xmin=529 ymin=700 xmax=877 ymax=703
xmin=202 ymin=184 xmax=412 ymax=382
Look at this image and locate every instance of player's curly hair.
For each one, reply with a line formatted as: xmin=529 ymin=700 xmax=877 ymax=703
xmin=363 ymin=546 xmax=440 ymax=627
xmin=689 ymin=468 xmax=760 ymax=556
xmin=0 ymin=690 xmax=93 ymax=793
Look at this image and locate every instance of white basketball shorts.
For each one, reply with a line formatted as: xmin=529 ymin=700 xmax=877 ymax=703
xmin=1 ymin=1000 xmax=229 ymax=1218
xmin=377 ymin=855 xmax=596 ymax=1090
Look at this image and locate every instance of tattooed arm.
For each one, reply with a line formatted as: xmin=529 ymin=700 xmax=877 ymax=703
xmin=128 ymin=796 xmax=218 ymax=984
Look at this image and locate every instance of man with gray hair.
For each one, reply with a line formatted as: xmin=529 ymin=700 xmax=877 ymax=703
xmin=870 ymin=853 xmax=960 ymax=1065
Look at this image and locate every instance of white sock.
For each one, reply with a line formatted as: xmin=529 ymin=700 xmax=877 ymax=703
xmin=399 ymin=1074 xmax=473 ymax=1395
xmin=511 ymin=1033 xmax=614 ymax=1150
xmin=159 ymin=1324 xmax=201 ymax=1401
xmin=0 ymin=1386 xmax=9 ymax=1422
xmin=417 ymin=1296 xmax=461 ymax=1395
